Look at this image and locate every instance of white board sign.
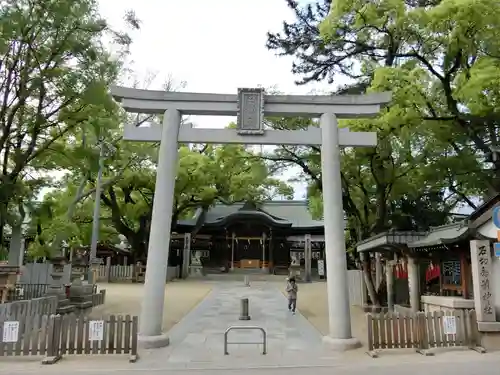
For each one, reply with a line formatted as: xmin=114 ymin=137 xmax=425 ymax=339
xmin=88 ymin=320 xmax=104 ymax=341
xmin=442 ymin=315 xmax=457 ymax=335
xmin=318 ymin=260 xmax=325 ymax=276
xmin=2 ymin=321 xmax=19 ymax=343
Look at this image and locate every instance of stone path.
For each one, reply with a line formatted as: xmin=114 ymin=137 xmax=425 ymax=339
xmin=5 ymin=350 xmax=500 ymax=375
xmin=139 ymin=281 xmax=340 ymax=369
xmin=3 ymin=281 xmax=497 ymax=373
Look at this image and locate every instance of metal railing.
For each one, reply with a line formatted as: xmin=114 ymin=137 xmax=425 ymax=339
xmin=224 ymin=325 xmax=267 ymax=355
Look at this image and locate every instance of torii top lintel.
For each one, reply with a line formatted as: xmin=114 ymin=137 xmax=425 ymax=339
xmin=110 ymin=85 xmax=391 ymax=118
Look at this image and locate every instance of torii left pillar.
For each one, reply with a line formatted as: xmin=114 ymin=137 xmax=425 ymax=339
xmin=138 ymin=109 xmax=180 ymax=348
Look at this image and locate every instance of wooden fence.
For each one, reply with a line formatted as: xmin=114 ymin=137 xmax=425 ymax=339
xmin=0 ymin=313 xmax=138 ymax=363
xmin=0 ymin=296 xmax=57 ymax=320
xmin=2 ymin=290 xmax=105 ymax=320
xmin=95 ymin=264 xmax=180 ymax=283
xmin=20 ymin=262 xmax=181 ymax=284
xmin=92 ymin=290 xmax=106 ymax=306
xmin=20 ymin=263 xmax=72 ymax=284
xmin=366 ymin=310 xmax=485 ymax=357
xmin=95 ymin=265 xmax=134 ymax=282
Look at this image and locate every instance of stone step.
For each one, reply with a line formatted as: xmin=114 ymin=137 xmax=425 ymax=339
xmin=190 ymin=273 xmax=286 ymax=282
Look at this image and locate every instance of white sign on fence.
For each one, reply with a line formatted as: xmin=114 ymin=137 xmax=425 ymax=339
xmin=442 ymin=315 xmax=457 ymax=335
xmin=318 ymin=260 xmax=325 ymax=276
xmin=88 ymin=320 xmax=105 ymax=341
xmin=2 ymin=321 xmax=19 ymax=343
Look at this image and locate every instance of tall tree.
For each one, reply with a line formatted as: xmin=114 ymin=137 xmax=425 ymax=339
xmin=267 ymin=0 xmax=500 ymax=194
xmin=0 ymin=0 xmax=139 ymax=247
xmin=32 ymin=133 xmax=293 ymax=259
xmin=264 ymin=0 xmax=494 ymax=303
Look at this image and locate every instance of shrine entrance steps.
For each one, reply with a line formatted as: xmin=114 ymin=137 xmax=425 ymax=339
xmin=193 ymin=272 xmax=285 ymax=282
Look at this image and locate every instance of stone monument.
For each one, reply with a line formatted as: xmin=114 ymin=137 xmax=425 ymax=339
xmin=45 ymin=256 xmax=74 ymax=314
xmin=69 ymin=256 xmax=94 ymax=312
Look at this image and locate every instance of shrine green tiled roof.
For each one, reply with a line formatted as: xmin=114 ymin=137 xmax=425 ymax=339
xmin=193 ymin=200 xmax=324 ymax=229
xmin=407 ymin=222 xmax=471 ymax=249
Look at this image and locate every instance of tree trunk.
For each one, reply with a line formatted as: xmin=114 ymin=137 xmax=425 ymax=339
xmin=129 ymin=234 xmax=147 ymax=262
xmin=361 ymin=253 xmax=380 ymax=306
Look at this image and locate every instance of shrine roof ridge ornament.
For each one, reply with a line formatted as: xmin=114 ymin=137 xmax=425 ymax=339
xmin=110 ymin=85 xmax=392 ymax=118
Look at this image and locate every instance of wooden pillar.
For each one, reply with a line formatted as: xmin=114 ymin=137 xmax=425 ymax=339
xmin=106 ymin=256 xmax=112 ymax=283
xmin=182 ymin=233 xmax=191 ymax=278
xmin=459 ymin=251 xmax=469 ymax=298
xmin=407 ymin=256 xmax=420 ymax=312
xmin=304 ymin=234 xmax=312 ymax=282
xmin=231 ymin=232 xmax=235 ymax=270
xmin=261 ymin=232 xmax=268 ymax=272
xmin=375 ymin=252 xmax=382 ymax=290
xmin=269 ymin=231 xmax=274 ymax=272
xmin=386 ymin=259 xmax=395 ymax=311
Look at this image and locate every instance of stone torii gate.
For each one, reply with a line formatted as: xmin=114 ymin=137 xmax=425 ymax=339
xmin=111 ymin=86 xmax=391 ymax=350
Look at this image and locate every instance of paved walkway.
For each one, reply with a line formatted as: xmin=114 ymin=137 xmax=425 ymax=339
xmin=4 ymin=351 xmax=499 ymax=375
xmin=139 ymin=281 xmax=339 ymax=369
xmin=2 ymin=281 xmax=495 ymax=373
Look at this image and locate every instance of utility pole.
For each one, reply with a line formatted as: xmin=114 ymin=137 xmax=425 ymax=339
xmin=87 ymin=141 xmax=106 ymax=284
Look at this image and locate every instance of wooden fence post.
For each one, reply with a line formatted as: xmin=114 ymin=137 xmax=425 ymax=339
xmin=366 ymin=313 xmax=376 ymax=357
xmin=106 ymin=257 xmax=111 ymax=283
xmin=42 ymin=315 xmax=63 ymax=365
xmin=130 ymin=315 xmax=138 ymax=362
xmin=415 ymin=312 xmax=432 ymax=355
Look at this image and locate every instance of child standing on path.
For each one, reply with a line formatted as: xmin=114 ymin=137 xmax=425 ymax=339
xmin=286 ymin=277 xmax=298 ymax=314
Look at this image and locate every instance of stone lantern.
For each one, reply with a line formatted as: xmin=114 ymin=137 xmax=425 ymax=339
xmin=70 ymin=256 xmax=87 ymax=280
xmin=69 ymin=256 xmax=93 ymax=311
xmin=0 ymin=264 xmax=20 ymax=303
xmin=45 ymin=256 xmax=74 ymax=314
xmin=190 ymin=251 xmax=203 ymax=276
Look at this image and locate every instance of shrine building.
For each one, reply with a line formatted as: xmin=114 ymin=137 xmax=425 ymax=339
xmin=170 ymin=200 xmax=327 ymax=276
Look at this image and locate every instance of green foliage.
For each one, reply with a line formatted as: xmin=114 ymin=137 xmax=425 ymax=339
xmin=318 ymin=0 xmax=500 ymax=193
xmin=0 ymin=0 xmax=139 ymax=248
xmin=32 ymin=137 xmax=293 ymax=257
xmin=265 ymin=0 xmax=500 ymax=250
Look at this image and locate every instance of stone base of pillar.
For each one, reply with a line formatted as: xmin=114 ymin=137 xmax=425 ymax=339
xmin=138 ymin=333 xmax=170 ymax=349
xmin=261 ymin=267 xmax=269 ymax=273
xmin=322 ymin=335 xmax=361 ymax=351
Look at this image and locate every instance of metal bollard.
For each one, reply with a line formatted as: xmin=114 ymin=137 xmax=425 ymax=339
xmin=239 ymin=298 xmax=251 ymax=320
xmin=244 ymin=275 xmax=250 ymax=287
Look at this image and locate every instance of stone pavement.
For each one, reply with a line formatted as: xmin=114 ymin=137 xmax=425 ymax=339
xmin=3 ymin=281 xmax=497 ymax=373
xmin=138 ymin=281 xmax=337 ymax=369
xmin=3 ymin=349 xmax=499 ymax=375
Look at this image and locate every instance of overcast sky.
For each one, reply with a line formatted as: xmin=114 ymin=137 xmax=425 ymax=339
xmin=97 ymin=0 xmax=347 ymax=199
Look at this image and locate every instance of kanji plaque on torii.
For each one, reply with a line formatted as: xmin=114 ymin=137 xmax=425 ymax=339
xmin=237 ymin=88 xmax=265 ymax=135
